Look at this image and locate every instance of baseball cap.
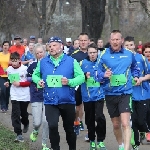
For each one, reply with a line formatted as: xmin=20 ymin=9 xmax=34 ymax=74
xmin=47 ymin=36 xmax=63 ymax=44
xmin=14 ymin=35 xmax=21 ymax=40
xmin=30 ymin=35 xmax=36 ymax=39
xmin=66 ymin=38 xmax=72 ymax=42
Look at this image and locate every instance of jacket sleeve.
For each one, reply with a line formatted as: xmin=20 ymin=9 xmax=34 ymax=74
xmin=32 ymin=62 xmax=41 ymax=84
xmin=21 ymin=54 xmax=25 ymax=61
xmin=94 ymin=57 xmax=107 ymax=82
xmin=131 ymin=53 xmax=140 ymax=78
xmin=142 ymin=56 xmax=150 ymax=74
xmin=68 ymin=59 xmax=85 ymax=87
xmin=19 ymin=81 xmax=30 ymax=87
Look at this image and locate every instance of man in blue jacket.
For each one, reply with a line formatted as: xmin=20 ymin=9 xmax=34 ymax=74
xmin=95 ymin=30 xmax=140 ymax=150
xmin=32 ymin=37 xmax=85 ymax=150
xmin=124 ymin=36 xmax=150 ymax=150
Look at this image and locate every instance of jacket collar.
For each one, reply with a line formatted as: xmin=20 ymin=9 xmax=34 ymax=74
xmin=109 ymin=46 xmax=124 ymax=54
xmin=85 ymin=56 xmax=97 ymax=62
xmin=46 ymin=53 xmax=67 ymax=65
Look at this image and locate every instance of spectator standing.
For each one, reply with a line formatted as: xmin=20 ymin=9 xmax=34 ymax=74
xmin=0 ymin=41 xmax=10 ymax=112
xmin=63 ymin=38 xmax=73 ymax=54
xmin=9 ymin=35 xmax=25 ymax=57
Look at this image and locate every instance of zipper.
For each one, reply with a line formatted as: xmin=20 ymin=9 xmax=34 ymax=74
xmin=86 ymin=86 xmax=90 ymax=98
xmin=125 ymin=66 xmax=130 ymax=88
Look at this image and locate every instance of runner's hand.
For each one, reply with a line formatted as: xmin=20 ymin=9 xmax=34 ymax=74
xmin=28 ymin=59 xmax=33 ymax=63
xmin=86 ymin=72 xmax=90 ymax=79
xmin=104 ymin=69 xmax=112 ymax=78
xmin=61 ymin=77 xmax=68 ymax=85
xmin=38 ymin=80 xmax=45 ymax=88
xmin=4 ymin=82 xmax=9 ymax=87
xmin=134 ymin=77 xmax=140 ymax=86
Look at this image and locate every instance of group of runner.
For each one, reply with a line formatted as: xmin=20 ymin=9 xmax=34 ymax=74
xmin=0 ymin=30 xmax=150 ymax=150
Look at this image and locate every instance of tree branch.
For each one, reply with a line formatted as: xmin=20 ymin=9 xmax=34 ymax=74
xmin=129 ymin=0 xmax=150 ymax=17
xmin=129 ymin=0 xmax=140 ymax=3
xmin=46 ymin=0 xmax=57 ymax=34
xmin=140 ymin=1 xmax=150 ymax=18
xmin=31 ymin=0 xmax=41 ymax=19
xmin=0 ymin=1 xmax=6 ymax=30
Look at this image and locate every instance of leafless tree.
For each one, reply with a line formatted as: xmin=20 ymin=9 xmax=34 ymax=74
xmin=129 ymin=0 xmax=150 ymax=17
xmin=108 ymin=0 xmax=119 ymax=31
xmin=31 ymin=0 xmax=57 ymax=38
xmin=0 ymin=0 xmax=28 ymax=40
xmin=80 ymin=0 xmax=106 ymax=42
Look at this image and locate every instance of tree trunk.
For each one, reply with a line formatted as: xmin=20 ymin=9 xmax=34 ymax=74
xmin=108 ymin=0 xmax=119 ymax=31
xmin=39 ymin=0 xmax=46 ymax=38
xmin=80 ymin=0 xmax=106 ymax=43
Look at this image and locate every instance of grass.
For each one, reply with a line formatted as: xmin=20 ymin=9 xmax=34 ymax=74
xmin=0 ymin=124 xmax=30 ymax=150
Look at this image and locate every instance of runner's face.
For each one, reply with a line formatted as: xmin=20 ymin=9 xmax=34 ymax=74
xmin=35 ymin=47 xmax=44 ymax=60
xmin=73 ymin=40 xmax=79 ymax=49
xmin=15 ymin=39 xmax=21 ymax=45
xmin=124 ymin=41 xmax=135 ymax=51
xmin=110 ymin=33 xmax=123 ymax=51
xmin=10 ymin=59 xmax=20 ymax=67
xmin=23 ymin=39 xmax=28 ymax=45
xmin=144 ymin=48 xmax=150 ymax=62
xmin=97 ymin=40 xmax=103 ymax=48
xmin=3 ymin=43 xmax=9 ymax=51
xmin=79 ymin=35 xmax=89 ymax=50
xmin=88 ymin=48 xmax=98 ymax=61
xmin=49 ymin=42 xmax=62 ymax=56
xmin=66 ymin=42 xmax=72 ymax=46
xmin=29 ymin=43 xmax=34 ymax=51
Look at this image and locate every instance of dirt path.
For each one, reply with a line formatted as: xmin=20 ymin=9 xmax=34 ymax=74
xmin=0 ymin=104 xmax=149 ymax=150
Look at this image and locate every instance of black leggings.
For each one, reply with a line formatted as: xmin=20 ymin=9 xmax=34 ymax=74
xmin=84 ymin=99 xmax=106 ymax=142
xmin=131 ymin=100 xmax=150 ymax=146
xmin=0 ymin=77 xmax=10 ymax=110
xmin=45 ymin=104 xmax=76 ymax=150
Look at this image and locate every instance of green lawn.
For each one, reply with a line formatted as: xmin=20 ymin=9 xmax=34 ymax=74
xmin=0 ymin=124 xmax=30 ymax=150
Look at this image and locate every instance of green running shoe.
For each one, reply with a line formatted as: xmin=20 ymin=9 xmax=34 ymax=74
xmin=131 ymin=145 xmax=139 ymax=150
xmin=30 ymin=130 xmax=38 ymax=142
xmin=42 ymin=143 xmax=50 ymax=150
xmin=90 ymin=141 xmax=96 ymax=150
xmin=119 ymin=147 xmax=124 ymax=150
xmin=97 ymin=142 xmax=107 ymax=150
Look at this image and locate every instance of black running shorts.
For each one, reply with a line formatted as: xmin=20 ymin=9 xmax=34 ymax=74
xmin=105 ymin=94 xmax=132 ymax=118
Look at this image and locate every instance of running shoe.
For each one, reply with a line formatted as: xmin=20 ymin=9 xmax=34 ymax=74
xmin=30 ymin=130 xmax=38 ymax=142
xmin=119 ymin=147 xmax=124 ymax=150
xmin=140 ymin=132 xmax=145 ymax=144
xmin=85 ymin=133 xmax=90 ymax=142
xmin=1 ymin=109 xmax=7 ymax=113
xmin=79 ymin=121 xmax=84 ymax=131
xmin=42 ymin=143 xmax=50 ymax=150
xmin=14 ymin=135 xmax=24 ymax=142
xmin=131 ymin=145 xmax=139 ymax=150
xmin=90 ymin=141 xmax=96 ymax=150
xmin=97 ymin=142 xmax=107 ymax=150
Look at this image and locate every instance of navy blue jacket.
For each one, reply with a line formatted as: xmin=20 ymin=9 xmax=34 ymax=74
xmin=27 ymin=61 xmax=43 ymax=103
